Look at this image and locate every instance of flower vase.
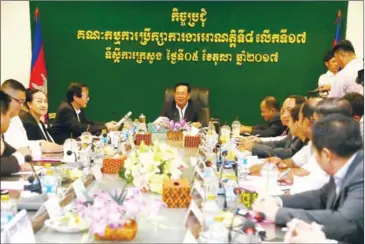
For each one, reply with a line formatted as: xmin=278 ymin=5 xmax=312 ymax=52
xmin=167 ymin=131 xmax=183 ymax=140
xmin=94 ymin=220 xmax=138 ymax=241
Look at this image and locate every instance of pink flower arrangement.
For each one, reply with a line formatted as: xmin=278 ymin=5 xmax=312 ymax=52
xmin=168 ymin=119 xmax=191 ymax=132
xmin=75 ymin=188 xmax=164 ymax=237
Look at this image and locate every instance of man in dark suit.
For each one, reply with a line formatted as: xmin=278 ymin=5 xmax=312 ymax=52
xmin=252 ymin=114 xmax=364 ymax=244
xmin=160 ymin=83 xmax=203 ymax=127
xmin=250 ymin=106 xmax=304 ymax=159
xmin=49 ymin=83 xmax=119 ymax=144
xmin=240 ymin=96 xmax=286 ymax=137
xmin=0 ymin=91 xmax=31 ymax=176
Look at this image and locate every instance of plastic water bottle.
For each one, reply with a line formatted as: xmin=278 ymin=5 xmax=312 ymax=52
xmin=110 ymin=131 xmax=120 ymax=149
xmin=42 ymin=163 xmax=58 ymax=196
xmin=201 ymin=195 xmax=220 ymax=228
xmin=260 ymin=163 xmax=279 ymax=194
xmin=203 ymin=167 xmax=219 ymax=197
xmin=238 ymin=158 xmax=249 ymax=181
xmin=1 ymin=195 xmax=17 ymax=226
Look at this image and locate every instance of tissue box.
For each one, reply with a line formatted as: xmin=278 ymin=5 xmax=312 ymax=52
xmin=184 ymin=135 xmax=201 ymax=148
xmin=167 ymin=131 xmax=184 ymax=140
xmin=101 ymin=156 xmax=126 ymax=174
xmin=136 ymin=133 xmax=152 ymax=145
xmin=162 ymin=179 xmax=191 ymax=208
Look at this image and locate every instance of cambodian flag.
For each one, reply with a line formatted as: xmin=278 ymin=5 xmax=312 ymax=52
xmin=29 ymin=7 xmax=47 ymax=94
xmin=333 ymin=9 xmax=342 ymax=47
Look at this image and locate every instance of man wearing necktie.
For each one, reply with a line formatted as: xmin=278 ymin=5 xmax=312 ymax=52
xmin=252 ymin=114 xmax=363 ymax=244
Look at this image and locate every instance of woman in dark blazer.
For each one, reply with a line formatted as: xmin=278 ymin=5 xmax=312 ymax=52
xmin=19 ymin=89 xmax=55 ymax=142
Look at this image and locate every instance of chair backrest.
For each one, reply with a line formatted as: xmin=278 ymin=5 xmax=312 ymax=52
xmin=164 ymin=87 xmax=210 ymax=126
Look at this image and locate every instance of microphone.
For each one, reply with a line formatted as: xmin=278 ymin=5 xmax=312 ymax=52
xmin=242 ymin=219 xmax=256 ymax=243
xmin=66 ymin=150 xmax=78 ymax=162
xmin=24 ymin=155 xmax=42 ymax=194
xmin=253 ymin=212 xmax=266 ymax=223
xmin=117 ymin=111 xmax=132 ymax=127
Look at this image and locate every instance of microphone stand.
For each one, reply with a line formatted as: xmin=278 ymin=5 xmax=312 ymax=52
xmin=24 ymin=155 xmax=42 ymax=194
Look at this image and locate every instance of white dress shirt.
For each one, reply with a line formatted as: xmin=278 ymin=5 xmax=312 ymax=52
xmin=292 ymin=141 xmax=312 ymax=167
xmin=4 ymin=116 xmax=42 ymax=159
xmin=333 ymin=152 xmax=357 ymax=195
xmin=318 ymin=70 xmax=336 ymax=86
xmin=0 ymin=135 xmax=25 ymax=165
xmin=318 ymin=70 xmax=336 ymax=97
xmin=176 ymin=102 xmax=188 ymax=120
xmin=290 ymin=155 xmax=329 ymax=194
xmin=260 ymin=135 xmax=286 ymax=143
xmin=74 ymin=108 xmax=81 ymax=122
xmin=328 ymin=58 xmax=364 ymax=98
xmin=38 ymin=123 xmax=55 ymax=143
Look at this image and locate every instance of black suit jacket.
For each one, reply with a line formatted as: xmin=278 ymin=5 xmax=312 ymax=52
xmin=1 ymin=141 xmax=21 ymax=176
xmin=19 ymin=110 xmax=53 ymax=142
xmin=48 ymin=101 xmax=106 ymax=144
xmin=276 ymin=150 xmax=364 ymax=244
xmin=160 ymin=100 xmax=204 ymax=125
xmin=251 ymin=113 xmax=286 ymax=137
xmin=251 ymin=133 xmax=304 ymax=159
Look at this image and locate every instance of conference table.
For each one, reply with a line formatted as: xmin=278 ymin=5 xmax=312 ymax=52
xmin=4 ymin=135 xmax=290 ymax=243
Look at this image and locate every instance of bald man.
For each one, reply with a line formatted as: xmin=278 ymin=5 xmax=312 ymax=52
xmin=240 ymin=96 xmax=286 ymax=137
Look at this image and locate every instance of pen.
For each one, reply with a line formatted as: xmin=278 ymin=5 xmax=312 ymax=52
xmin=279 ymin=168 xmax=291 ymax=178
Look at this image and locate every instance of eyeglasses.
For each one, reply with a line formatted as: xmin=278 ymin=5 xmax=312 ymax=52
xmin=81 ymin=94 xmax=90 ymax=100
xmin=8 ymin=94 xmax=25 ymax=105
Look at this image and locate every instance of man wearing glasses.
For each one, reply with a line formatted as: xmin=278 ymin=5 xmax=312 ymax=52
xmin=1 ymin=79 xmax=62 ymax=159
xmin=49 ymin=83 xmax=118 ymax=144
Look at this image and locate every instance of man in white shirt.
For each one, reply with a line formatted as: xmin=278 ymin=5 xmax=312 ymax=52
xmin=317 ymin=51 xmax=339 ymax=97
xmin=355 ymin=69 xmax=364 ymax=138
xmin=252 ymin=114 xmax=363 ymax=244
xmin=0 ymin=90 xmax=31 ymax=175
xmin=277 ymin=98 xmax=352 ymax=185
xmin=319 ymin=40 xmax=363 ymax=97
xmin=1 ymin=79 xmax=61 ymax=159
xmin=249 ymin=98 xmax=321 ymax=172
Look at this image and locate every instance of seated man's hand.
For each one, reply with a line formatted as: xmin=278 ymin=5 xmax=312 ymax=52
xmin=242 ymin=139 xmax=254 ymax=151
xmin=278 ymin=174 xmax=294 ymax=185
xmin=105 ymin=121 xmax=119 ymax=131
xmin=191 ymin=122 xmax=202 ymax=128
xmin=248 ymin=136 xmax=261 ymax=143
xmin=318 ymin=84 xmax=331 ymax=92
xmin=240 ymin=125 xmax=252 ymax=134
xmin=16 ymin=147 xmax=32 ymax=157
xmin=249 ymin=163 xmax=263 ymax=175
xmin=285 ymin=219 xmax=327 ymax=243
xmin=40 ymin=140 xmax=63 ymax=153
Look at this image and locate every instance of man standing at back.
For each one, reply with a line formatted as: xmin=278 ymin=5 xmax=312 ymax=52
xmin=49 ymin=83 xmax=118 ymax=144
xmin=320 ymin=40 xmax=363 ymax=97
xmin=160 ymin=83 xmax=203 ymax=127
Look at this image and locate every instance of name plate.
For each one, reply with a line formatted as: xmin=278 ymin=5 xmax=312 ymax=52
xmin=3 ymin=210 xmax=36 ymax=243
xmin=239 ymin=189 xmax=259 ymax=209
